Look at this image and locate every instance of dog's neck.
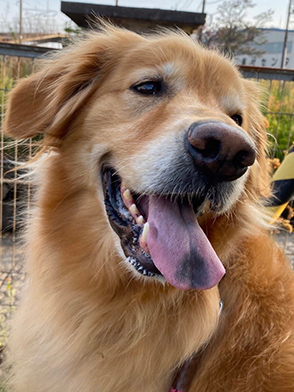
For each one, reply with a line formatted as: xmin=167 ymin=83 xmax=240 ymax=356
xmin=171 ymin=301 xmax=223 ymax=392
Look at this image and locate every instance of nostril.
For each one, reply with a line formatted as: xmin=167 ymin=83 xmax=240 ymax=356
xmin=189 ymin=134 xmax=221 ymax=160
xmin=201 ymin=139 xmax=221 ymax=159
xmin=233 ymin=149 xmax=256 ymax=169
xmin=233 ymin=151 xmax=247 ymax=169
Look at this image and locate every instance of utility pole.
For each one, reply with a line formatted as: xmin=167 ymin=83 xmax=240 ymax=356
xmin=198 ymin=0 xmax=206 ymax=42
xmin=19 ymin=0 xmax=23 ymax=44
xmin=281 ymin=0 xmax=293 ymax=68
xmin=202 ymin=0 xmax=206 ymax=13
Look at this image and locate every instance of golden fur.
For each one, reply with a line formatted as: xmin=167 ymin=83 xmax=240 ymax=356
xmin=2 ymin=25 xmax=294 ymax=391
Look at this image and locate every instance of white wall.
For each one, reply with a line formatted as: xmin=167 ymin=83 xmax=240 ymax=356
xmin=234 ymin=28 xmax=294 ymax=69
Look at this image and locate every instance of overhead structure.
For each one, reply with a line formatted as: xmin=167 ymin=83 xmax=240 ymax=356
xmin=61 ymin=2 xmax=206 ymax=33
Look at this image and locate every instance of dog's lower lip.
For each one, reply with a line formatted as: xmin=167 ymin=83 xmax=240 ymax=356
xmin=101 ymin=165 xmax=161 ymax=276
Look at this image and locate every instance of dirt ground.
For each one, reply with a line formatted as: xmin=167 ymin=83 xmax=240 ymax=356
xmin=274 ymin=231 xmax=294 ymax=267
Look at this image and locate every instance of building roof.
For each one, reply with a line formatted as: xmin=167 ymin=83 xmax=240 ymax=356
xmin=61 ymin=2 xmax=206 ymax=33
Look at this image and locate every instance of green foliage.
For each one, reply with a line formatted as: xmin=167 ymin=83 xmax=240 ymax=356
xmin=0 ymin=56 xmax=36 ymax=111
xmin=0 ymin=279 xmax=16 ymax=349
xmin=260 ymin=80 xmax=294 ymax=160
xmin=64 ymin=26 xmax=83 ymax=35
xmin=63 ymin=23 xmax=84 ymax=46
xmin=8 ymin=28 xmax=17 ymax=44
xmin=0 ymin=55 xmax=43 ymax=161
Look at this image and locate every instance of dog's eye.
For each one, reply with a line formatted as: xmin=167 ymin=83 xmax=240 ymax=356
xmin=231 ymin=114 xmax=243 ymax=126
xmin=132 ymin=81 xmax=162 ymax=95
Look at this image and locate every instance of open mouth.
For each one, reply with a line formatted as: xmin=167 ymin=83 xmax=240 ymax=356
xmin=101 ymin=165 xmax=226 ymax=290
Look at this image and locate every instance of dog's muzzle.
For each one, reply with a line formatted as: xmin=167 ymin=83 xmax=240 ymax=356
xmin=101 ymin=121 xmax=255 ymax=291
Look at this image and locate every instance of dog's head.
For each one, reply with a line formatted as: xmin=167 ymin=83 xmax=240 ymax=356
xmin=3 ymin=25 xmax=270 ymax=291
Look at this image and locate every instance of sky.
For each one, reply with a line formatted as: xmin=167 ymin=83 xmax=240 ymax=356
xmin=0 ymin=0 xmax=293 ymax=33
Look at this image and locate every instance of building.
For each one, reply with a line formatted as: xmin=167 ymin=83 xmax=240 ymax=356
xmin=61 ymin=1 xmax=206 ymax=34
xmin=235 ymin=28 xmax=294 ymax=69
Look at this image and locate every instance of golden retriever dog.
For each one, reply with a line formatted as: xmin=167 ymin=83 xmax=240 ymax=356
xmin=3 ymin=24 xmax=294 ymax=392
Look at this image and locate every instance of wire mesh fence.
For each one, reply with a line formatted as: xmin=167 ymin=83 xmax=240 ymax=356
xmin=241 ymin=65 xmax=294 ymax=159
xmin=0 ymin=48 xmax=46 ymax=348
xmin=0 ymin=49 xmax=293 ymax=350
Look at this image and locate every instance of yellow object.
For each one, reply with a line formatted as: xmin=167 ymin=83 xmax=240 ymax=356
xmin=272 ymin=151 xmax=294 ymax=181
xmin=267 ymin=145 xmax=294 ymax=224
xmin=268 ymin=202 xmax=289 ymax=224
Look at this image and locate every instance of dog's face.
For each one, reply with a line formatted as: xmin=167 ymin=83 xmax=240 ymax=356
xmin=3 ymin=26 xmax=270 ymax=291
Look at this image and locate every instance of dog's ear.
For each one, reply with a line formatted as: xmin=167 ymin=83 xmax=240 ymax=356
xmin=3 ymin=49 xmax=101 ymax=147
xmin=243 ymin=79 xmax=271 ymax=198
xmin=2 ymin=26 xmax=143 ymax=147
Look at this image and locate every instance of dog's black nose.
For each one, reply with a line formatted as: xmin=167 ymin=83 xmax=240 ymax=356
xmin=186 ymin=121 xmax=256 ymax=182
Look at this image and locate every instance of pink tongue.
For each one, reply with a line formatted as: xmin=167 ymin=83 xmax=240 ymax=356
xmin=146 ymin=196 xmax=225 ymax=290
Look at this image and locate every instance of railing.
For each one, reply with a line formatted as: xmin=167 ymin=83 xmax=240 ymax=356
xmin=0 ymin=47 xmax=293 ymax=350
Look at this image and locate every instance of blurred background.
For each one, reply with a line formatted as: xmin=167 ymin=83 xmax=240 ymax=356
xmin=0 ymin=0 xmax=294 ymax=368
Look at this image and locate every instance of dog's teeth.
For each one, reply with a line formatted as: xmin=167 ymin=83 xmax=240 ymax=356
xmin=123 ymin=189 xmax=132 ymax=201
xmin=136 ymin=215 xmax=145 ymax=225
xmin=129 ymin=203 xmax=140 ymax=216
xmin=142 ymin=249 xmax=151 ymax=259
xmin=127 ymin=257 xmax=155 ymax=278
xmin=130 ymin=258 xmax=138 ymax=267
xmin=141 ymin=222 xmax=150 ymax=243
